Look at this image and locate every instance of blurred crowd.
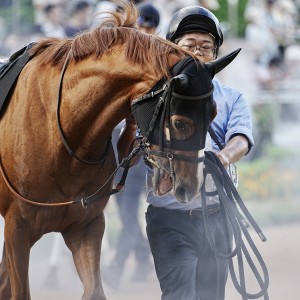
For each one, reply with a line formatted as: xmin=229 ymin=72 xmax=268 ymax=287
xmin=0 ymin=0 xmax=220 ymax=57
xmin=245 ymin=0 xmax=300 ymax=89
xmin=1 ymin=0 xmax=300 ymax=91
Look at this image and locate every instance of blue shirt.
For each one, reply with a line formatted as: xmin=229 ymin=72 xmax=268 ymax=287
xmin=146 ymin=79 xmax=254 ymax=210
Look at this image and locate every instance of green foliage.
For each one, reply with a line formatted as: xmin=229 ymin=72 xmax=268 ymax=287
xmin=237 ymin=0 xmax=248 ymax=36
xmin=0 ymin=7 xmax=12 ymax=27
xmin=213 ymin=0 xmax=249 ymax=37
xmin=238 ymin=147 xmax=300 ymax=202
xmin=253 ymin=103 xmax=277 ymax=134
xmin=20 ymin=0 xmax=35 ymax=25
xmin=237 ymin=147 xmax=300 ymax=226
xmin=0 ymin=0 xmax=34 ymax=34
xmin=213 ymin=0 xmax=228 ymax=24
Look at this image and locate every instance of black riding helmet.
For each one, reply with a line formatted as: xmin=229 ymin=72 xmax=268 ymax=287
xmin=166 ymin=6 xmax=223 ymax=56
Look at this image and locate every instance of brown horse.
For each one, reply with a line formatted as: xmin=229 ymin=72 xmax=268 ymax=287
xmin=0 ymin=2 xmax=239 ymax=299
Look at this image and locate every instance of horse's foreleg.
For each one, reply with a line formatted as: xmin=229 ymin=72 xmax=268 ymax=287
xmin=0 ymin=244 xmax=12 ymax=299
xmin=4 ymin=222 xmax=31 ymax=300
xmin=63 ymin=213 xmax=106 ymax=300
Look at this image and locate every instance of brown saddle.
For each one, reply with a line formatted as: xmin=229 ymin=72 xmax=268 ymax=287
xmin=0 ymin=43 xmax=35 ymax=115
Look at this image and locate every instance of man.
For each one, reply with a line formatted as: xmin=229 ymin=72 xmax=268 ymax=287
xmin=136 ymin=2 xmax=160 ymax=34
xmin=144 ymin=6 xmax=254 ymax=300
xmin=118 ymin=6 xmax=253 ymax=300
xmin=39 ymin=4 xmax=65 ymax=38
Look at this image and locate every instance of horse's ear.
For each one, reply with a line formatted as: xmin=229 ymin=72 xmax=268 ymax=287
xmin=171 ymin=74 xmax=189 ymax=93
xmin=206 ymin=48 xmax=241 ymax=78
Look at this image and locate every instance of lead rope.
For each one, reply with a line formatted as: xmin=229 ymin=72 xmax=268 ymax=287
xmin=202 ymin=151 xmax=269 ymax=299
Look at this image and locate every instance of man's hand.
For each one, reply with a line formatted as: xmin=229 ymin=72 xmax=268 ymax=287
xmin=215 ymin=151 xmax=230 ymax=168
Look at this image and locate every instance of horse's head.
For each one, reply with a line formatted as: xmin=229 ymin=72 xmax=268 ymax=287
xmin=132 ymin=49 xmax=240 ymax=203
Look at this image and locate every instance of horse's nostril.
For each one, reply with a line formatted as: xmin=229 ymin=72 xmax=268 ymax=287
xmin=175 ymin=186 xmax=188 ymax=203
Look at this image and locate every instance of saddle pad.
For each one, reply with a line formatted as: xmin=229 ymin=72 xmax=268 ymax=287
xmin=0 ymin=43 xmax=34 ymax=115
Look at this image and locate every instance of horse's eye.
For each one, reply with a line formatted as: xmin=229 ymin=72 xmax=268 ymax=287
xmin=169 ymin=116 xmax=195 ymax=140
xmin=175 ymin=120 xmax=187 ymax=131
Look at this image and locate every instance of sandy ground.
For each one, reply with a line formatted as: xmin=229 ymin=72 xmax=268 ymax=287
xmin=28 ymin=222 xmax=300 ymax=300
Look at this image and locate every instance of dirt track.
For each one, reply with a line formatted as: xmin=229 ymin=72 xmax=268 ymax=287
xmin=29 ymin=222 xmax=300 ymax=300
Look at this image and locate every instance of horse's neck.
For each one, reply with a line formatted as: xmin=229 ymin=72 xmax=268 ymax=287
xmin=58 ymin=56 xmax=160 ymax=151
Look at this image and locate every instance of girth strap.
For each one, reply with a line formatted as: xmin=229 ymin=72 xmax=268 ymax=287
xmin=0 ymin=139 xmax=143 ymax=208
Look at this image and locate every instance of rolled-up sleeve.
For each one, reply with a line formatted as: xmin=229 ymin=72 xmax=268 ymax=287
xmin=211 ymin=80 xmax=254 ymax=153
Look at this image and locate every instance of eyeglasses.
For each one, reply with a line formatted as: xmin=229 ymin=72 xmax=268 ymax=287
xmin=180 ymin=44 xmax=216 ymax=56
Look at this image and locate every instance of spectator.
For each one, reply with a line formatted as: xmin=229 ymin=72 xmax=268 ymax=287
xmin=245 ymin=4 xmax=280 ymax=89
xmin=32 ymin=0 xmax=64 ymax=24
xmin=39 ymin=4 xmax=66 ymax=38
xmin=136 ymin=2 xmax=160 ymax=34
xmin=65 ymin=1 xmax=93 ymax=37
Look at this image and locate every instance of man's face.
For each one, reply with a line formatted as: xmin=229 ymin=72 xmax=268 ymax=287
xmin=177 ymin=32 xmax=216 ymax=63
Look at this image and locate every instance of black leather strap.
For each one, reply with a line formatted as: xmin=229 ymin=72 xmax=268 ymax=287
xmin=208 ymin=126 xmax=224 ymax=150
xmin=0 ymin=43 xmax=35 ymax=113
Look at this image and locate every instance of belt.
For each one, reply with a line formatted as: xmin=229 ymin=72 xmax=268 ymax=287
xmin=188 ymin=206 xmax=220 ymax=219
xmin=149 ymin=204 xmax=220 ymax=219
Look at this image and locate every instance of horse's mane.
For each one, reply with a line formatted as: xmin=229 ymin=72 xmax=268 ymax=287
xmin=30 ymin=1 xmax=189 ymax=78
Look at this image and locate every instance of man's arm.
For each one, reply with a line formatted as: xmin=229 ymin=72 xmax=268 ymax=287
xmin=215 ymin=135 xmax=249 ymax=168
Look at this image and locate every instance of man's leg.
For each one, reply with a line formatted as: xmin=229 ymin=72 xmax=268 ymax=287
xmin=195 ymin=212 xmax=230 ymax=300
xmin=146 ymin=206 xmax=198 ymax=300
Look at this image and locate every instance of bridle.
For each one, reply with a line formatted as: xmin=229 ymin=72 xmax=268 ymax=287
xmin=141 ymin=86 xmax=214 ymax=165
xmin=131 ymin=57 xmax=215 ymax=171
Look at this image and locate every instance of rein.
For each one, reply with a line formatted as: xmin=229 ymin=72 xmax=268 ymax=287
xmin=203 ymin=151 xmax=269 ymax=300
xmin=0 ymin=141 xmax=143 ymax=208
xmin=56 ymin=50 xmax=111 ymax=165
